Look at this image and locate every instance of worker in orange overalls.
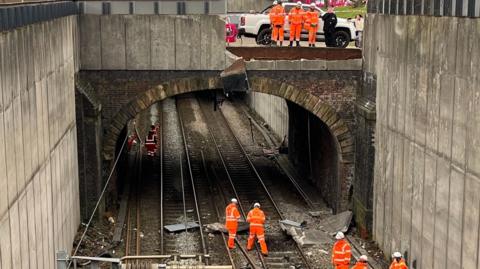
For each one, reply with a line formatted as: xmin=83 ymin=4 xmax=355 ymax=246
xmin=304 ymin=3 xmax=319 ymax=47
xmin=269 ymin=0 xmax=286 ymax=46
xmin=145 ymin=130 xmax=157 ymax=156
xmin=331 ymin=232 xmax=351 ymax=269
xmin=351 ymin=255 xmax=368 ymax=269
xmin=246 ymin=203 xmax=268 ymax=256
xmin=389 ymin=252 xmax=408 ymax=269
xmin=225 ymin=198 xmax=241 ymax=249
xmin=288 ymin=1 xmax=304 ymax=47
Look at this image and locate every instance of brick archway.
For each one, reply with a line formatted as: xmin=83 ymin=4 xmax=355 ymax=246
xmin=103 ymin=75 xmax=353 ymax=164
xmin=103 ymin=75 xmax=353 ymax=210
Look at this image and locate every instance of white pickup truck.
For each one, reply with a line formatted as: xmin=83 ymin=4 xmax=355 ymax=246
xmin=238 ymin=3 xmax=357 ymax=47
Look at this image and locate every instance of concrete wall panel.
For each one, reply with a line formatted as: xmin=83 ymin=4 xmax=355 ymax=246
xmin=446 ymin=168 xmax=464 ymax=268
xmin=101 ymin=16 xmax=126 ymax=70
xmin=175 ymin=16 xmax=202 ymax=69
xmin=151 ymin=16 xmax=176 ymax=69
xmin=245 ymin=92 xmax=289 ymax=140
xmin=0 ymin=214 xmax=12 ymax=268
xmin=126 ymin=16 xmax=151 ymax=69
xmin=462 ymin=174 xmax=480 ymax=269
xmin=80 ymin=15 xmax=225 ymax=70
xmin=0 ymin=16 xmax=80 ymax=268
xmin=80 ymin=15 xmax=101 ymax=69
xmin=369 ymin=15 xmax=480 ymax=265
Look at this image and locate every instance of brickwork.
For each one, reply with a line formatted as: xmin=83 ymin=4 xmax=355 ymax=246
xmin=78 ymin=70 xmax=359 ymax=212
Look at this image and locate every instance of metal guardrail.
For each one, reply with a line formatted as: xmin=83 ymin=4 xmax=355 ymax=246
xmin=0 ymin=1 xmax=77 ymax=32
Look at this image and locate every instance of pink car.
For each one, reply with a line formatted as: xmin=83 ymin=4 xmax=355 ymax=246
xmin=226 ymin=23 xmax=238 ymax=43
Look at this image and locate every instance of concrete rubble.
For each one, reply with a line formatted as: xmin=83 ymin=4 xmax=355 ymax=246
xmin=320 ymin=211 xmax=353 ymax=235
xmin=205 ymin=222 xmax=250 ymax=233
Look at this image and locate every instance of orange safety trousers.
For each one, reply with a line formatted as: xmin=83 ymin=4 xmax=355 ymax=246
xmin=334 ymin=265 xmax=349 ymax=269
xmin=272 ymin=25 xmax=284 ymax=42
xmin=247 ymin=225 xmax=268 ymax=254
xmin=226 ymin=223 xmax=238 ymax=249
xmin=289 ymin=24 xmax=302 ymax=41
xmin=308 ymin=26 xmax=318 ymax=44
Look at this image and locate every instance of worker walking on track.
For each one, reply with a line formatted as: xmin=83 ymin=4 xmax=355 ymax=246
xmin=225 ymin=198 xmax=241 ymax=249
xmin=331 ymin=232 xmax=351 ymax=269
xmin=351 ymin=255 xmax=368 ymax=269
xmin=389 ymin=252 xmax=408 ymax=269
xmin=145 ymin=130 xmax=157 ymax=156
xmin=269 ymin=0 xmax=286 ymax=46
xmin=304 ymin=3 xmax=319 ymax=47
xmin=246 ymin=203 xmax=268 ymax=256
xmin=288 ymin=1 xmax=304 ymax=47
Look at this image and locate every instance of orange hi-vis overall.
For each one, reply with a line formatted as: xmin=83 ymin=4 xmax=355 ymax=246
xmin=225 ymin=203 xmax=240 ymax=249
xmin=288 ymin=7 xmax=304 ymax=41
xmin=389 ymin=258 xmax=408 ymax=269
xmin=269 ymin=4 xmax=286 ymax=41
xmin=304 ymin=10 xmax=319 ymax=44
xmin=246 ymin=208 xmax=268 ymax=254
xmin=351 ymin=261 xmax=368 ymax=269
xmin=331 ymin=239 xmax=351 ymax=269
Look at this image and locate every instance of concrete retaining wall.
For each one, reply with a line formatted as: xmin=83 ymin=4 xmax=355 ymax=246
xmin=227 ymin=0 xmax=270 ymax=12
xmin=79 ymin=15 xmax=226 ymax=70
xmin=0 ymin=16 xmax=80 ymax=268
xmin=367 ymin=14 xmax=480 ymax=268
xmin=245 ymin=91 xmax=289 ymax=141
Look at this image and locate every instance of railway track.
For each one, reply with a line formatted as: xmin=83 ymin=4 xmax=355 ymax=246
xmin=197 ymin=96 xmax=311 ymax=269
xmin=161 ymin=99 xmax=206 ymax=257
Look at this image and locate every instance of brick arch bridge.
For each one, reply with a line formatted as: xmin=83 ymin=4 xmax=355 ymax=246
xmin=103 ymin=75 xmax=353 ymax=162
xmin=100 ymin=75 xmax=354 ymax=211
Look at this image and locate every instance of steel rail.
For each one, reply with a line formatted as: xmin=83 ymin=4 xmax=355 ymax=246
xmin=177 ymin=107 xmax=208 ymax=258
xmin=199 ymin=151 xmax=237 ymax=269
xmin=160 ymin=105 xmax=165 ymax=255
xmin=201 ymin=151 xmax=261 ymax=269
xmin=198 ymin=98 xmax=267 ymax=269
xmin=125 ymin=149 xmax=141 ymax=264
xmin=135 ymin=146 xmax=143 ymax=257
xmin=217 ymin=106 xmax=312 ymax=269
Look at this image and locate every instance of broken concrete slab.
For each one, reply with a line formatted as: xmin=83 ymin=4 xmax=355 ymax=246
xmin=205 ymin=222 xmax=249 ymax=233
xmin=320 ymin=210 xmax=353 ymax=235
xmin=283 ymin=226 xmax=332 ymax=246
xmin=164 ymin=222 xmax=200 ymax=233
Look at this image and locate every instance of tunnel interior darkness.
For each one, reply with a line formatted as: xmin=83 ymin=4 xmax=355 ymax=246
xmin=287 ymin=101 xmax=340 ymax=212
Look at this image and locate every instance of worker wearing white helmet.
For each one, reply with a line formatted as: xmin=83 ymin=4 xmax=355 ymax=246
xmin=331 ymin=231 xmax=351 ymax=269
xmin=247 ymin=202 xmax=268 ymax=255
xmin=390 ymin=252 xmax=408 ymax=269
xmin=288 ymin=1 xmax=305 ymax=47
xmin=225 ymin=198 xmax=240 ymax=249
xmin=269 ymin=0 xmax=286 ymax=46
xmin=304 ymin=2 xmax=319 ymax=47
xmin=351 ymin=255 xmax=368 ymax=269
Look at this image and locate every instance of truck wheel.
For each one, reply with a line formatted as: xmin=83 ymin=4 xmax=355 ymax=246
xmin=334 ymin=30 xmax=350 ymax=48
xmin=256 ymin=28 xmax=272 ymax=45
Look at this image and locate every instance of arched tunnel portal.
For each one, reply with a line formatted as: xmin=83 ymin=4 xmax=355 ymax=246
xmin=102 ymin=76 xmax=354 ymax=212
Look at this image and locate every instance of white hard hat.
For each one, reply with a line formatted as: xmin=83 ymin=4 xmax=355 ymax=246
xmin=393 ymin=252 xmax=402 ymax=258
xmin=273 ymin=0 xmax=278 ymax=5
xmin=231 ymin=198 xmax=238 ymax=203
xmin=254 ymin=202 xmax=261 ymax=208
xmin=296 ymin=1 xmax=302 ymax=5
xmin=335 ymin=231 xmax=345 ymax=240
xmin=359 ymin=255 xmax=368 ymax=262
xmin=310 ymin=3 xmax=316 ymax=7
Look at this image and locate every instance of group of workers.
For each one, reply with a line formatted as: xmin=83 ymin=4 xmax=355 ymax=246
xmin=225 ymin=198 xmax=408 ymax=268
xmin=225 ymin=198 xmax=269 ymax=255
xmin=269 ymin=0 xmax=338 ymax=47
